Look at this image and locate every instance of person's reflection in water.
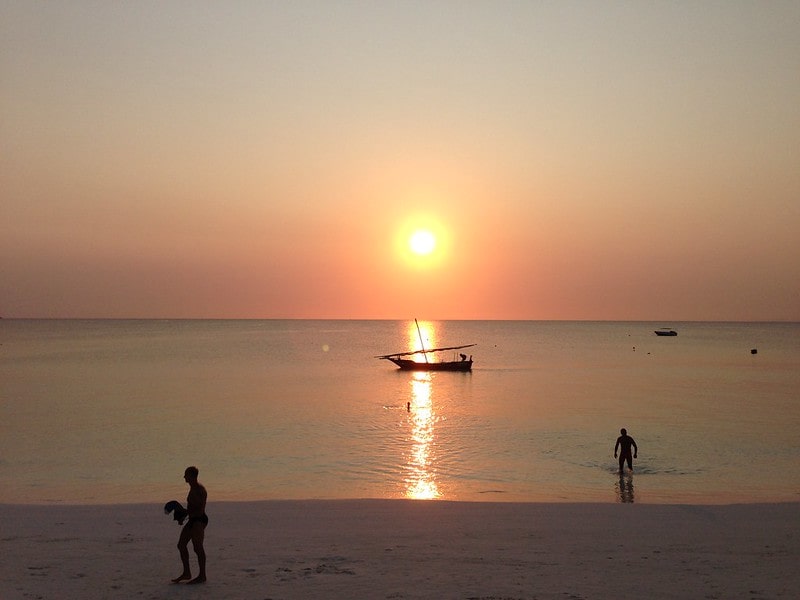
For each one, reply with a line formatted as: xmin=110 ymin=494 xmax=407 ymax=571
xmin=615 ymin=472 xmax=635 ymax=503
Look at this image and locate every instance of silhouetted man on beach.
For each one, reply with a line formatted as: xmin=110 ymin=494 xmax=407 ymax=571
xmin=172 ymin=466 xmax=208 ymax=584
xmin=614 ymin=428 xmax=638 ymax=473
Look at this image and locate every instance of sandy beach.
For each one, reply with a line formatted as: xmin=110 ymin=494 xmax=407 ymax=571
xmin=1 ymin=500 xmax=797 ymax=599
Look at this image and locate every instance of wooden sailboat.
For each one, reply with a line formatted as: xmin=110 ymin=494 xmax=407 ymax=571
xmin=376 ymin=320 xmax=475 ymax=371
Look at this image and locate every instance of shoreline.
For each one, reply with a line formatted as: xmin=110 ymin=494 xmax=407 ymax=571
xmin=2 ymin=499 xmax=797 ymax=599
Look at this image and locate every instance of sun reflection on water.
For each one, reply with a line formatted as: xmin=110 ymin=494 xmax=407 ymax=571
xmin=405 ymin=371 xmax=440 ymax=499
xmin=406 ymin=320 xmax=437 ymax=363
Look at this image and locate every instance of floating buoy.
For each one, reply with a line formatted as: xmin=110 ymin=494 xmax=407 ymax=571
xmin=751 ymin=348 xmax=758 ymax=355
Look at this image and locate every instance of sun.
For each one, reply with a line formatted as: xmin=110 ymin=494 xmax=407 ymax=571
xmin=409 ymin=229 xmax=436 ymax=255
xmin=394 ymin=216 xmax=450 ymax=270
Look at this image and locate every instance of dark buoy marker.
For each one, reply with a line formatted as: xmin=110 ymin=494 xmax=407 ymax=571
xmin=751 ymin=348 xmax=758 ymax=355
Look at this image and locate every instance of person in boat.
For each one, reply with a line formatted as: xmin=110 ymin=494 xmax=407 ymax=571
xmin=172 ymin=466 xmax=208 ymax=584
xmin=460 ymin=353 xmax=467 ymax=361
xmin=614 ymin=428 xmax=638 ymax=474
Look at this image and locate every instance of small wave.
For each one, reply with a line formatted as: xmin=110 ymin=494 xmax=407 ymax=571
xmin=603 ymin=463 xmax=705 ymax=476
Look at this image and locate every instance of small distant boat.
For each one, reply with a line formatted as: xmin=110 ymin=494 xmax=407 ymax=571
xmin=376 ymin=319 xmax=475 ymax=371
xmin=654 ymin=328 xmax=678 ymax=336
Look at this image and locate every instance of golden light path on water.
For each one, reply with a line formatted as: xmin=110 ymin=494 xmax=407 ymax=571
xmin=403 ymin=320 xmax=440 ymax=499
xmin=406 ymin=371 xmax=439 ymax=499
xmin=407 ymin=319 xmax=435 ymax=359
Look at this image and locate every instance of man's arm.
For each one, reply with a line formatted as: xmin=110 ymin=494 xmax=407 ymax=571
xmin=614 ymin=438 xmax=620 ymax=457
xmin=632 ymin=438 xmax=638 ymax=457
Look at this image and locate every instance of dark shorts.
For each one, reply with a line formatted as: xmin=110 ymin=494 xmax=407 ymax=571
xmin=188 ymin=514 xmax=209 ymax=527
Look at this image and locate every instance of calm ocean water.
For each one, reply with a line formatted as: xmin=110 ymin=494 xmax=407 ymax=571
xmin=1 ymin=320 xmax=798 ymax=505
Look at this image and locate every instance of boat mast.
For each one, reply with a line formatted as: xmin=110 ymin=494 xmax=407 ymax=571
xmin=414 ymin=319 xmax=429 ymax=363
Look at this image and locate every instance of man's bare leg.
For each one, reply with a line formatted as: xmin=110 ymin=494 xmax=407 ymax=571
xmin=172 ymin=527 xmax=192 ymax=582
xmin=187 ymin=526 xmax=206 ymax=583
xmin=171 ymin=552 xmax=191 ymax=582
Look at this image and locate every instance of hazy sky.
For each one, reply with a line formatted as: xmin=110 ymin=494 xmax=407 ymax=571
xmin=2 ymin=1 xmax=798 ymax=320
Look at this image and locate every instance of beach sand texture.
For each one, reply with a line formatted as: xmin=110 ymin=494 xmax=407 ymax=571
xmin=1 ymin=500 xmax=797 ymax=599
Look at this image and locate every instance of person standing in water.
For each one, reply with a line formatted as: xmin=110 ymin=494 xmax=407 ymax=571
xmin=172 ymin=466 xmax=208 ymax=584
xmin=614 ymin=428 xmax=638 ymax=473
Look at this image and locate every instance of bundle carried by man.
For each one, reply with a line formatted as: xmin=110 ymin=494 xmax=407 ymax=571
xmin=163 ymin=500 xmax=188 ymax=525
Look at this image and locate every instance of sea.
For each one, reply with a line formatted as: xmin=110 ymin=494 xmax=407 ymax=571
xmin=1 ymin=320 xmax=798 ymax=505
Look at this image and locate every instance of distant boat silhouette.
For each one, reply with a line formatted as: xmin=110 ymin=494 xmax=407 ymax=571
xmin=654 ymin=328 xmax=678 ymax=336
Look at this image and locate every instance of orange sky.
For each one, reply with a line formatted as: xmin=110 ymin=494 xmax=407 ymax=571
xmin=1 ymin=2 xmax=798 ymax=320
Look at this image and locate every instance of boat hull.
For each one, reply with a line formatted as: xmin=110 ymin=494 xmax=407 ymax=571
xmin=387 ymin=357 xmax=473 ymax=372
xmin=654 ymin=330 xmax=678 ymax=336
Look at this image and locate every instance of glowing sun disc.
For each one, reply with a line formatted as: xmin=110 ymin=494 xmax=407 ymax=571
xmin=409 ymin=230 xmax=436 ymax=255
